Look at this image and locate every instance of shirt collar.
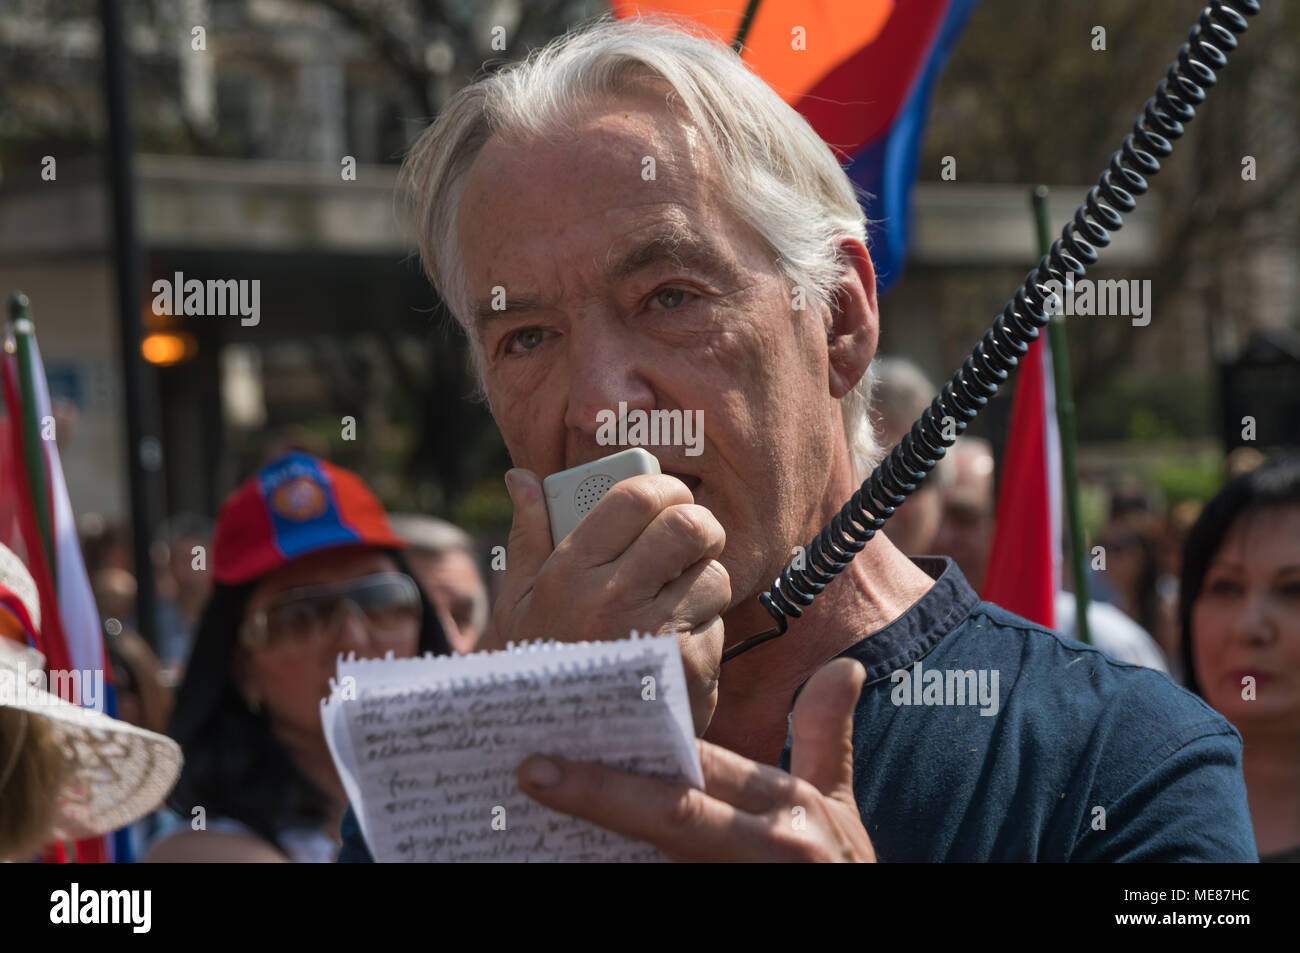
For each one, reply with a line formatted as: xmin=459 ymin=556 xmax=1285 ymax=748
xmin=791 ymin=556 xmax=981 ymax=705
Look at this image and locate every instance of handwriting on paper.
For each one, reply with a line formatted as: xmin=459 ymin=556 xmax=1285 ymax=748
xmin=322 ymin=635 xmax=701 ymax=862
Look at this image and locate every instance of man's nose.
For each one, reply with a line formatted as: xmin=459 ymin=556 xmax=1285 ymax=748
xmin=562 ymin=320 xmax=655 ymax=447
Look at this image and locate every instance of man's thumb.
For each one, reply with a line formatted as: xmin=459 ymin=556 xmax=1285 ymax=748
xmin=503 ymin=468 xmax=553 ymax=583
xmin=789 ymin=657 xmax=866 ymax=800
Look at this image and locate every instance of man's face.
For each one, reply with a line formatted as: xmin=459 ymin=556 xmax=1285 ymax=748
xmin=458 ymin=90 xmax=860 ymax=607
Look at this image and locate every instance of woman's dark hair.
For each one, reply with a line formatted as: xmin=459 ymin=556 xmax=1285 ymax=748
xmin=166 ymin=548 xmax=451 ymax=849
xmin=1179 ymin=455 xmax=1300 ymax=698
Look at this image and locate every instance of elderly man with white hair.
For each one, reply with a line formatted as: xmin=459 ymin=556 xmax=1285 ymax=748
xmin=340 ymin=16 xmax=1255 ymax=862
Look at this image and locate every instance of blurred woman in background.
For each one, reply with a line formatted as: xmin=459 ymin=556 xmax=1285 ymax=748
xmin=1180 ymin=456 xmax=1300 ymax=863
xmin=146 ymin=452 xmax=451 ymax=862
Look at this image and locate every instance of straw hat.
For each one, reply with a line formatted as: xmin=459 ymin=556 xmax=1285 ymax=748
xmin=0 ymin=545 xmax=182 ymax=843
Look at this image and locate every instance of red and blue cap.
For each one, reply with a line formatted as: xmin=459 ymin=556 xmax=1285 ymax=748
xmin=212 ymin=452 xmax=407 ymax=586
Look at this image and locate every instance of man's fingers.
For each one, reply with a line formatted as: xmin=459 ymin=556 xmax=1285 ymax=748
xmin=481 ymin=469 xmax=552 ymax=651
xmin=501 ymin=468 xmax=552 ymax=589
xmin=652 ymin=555 xmax=730 ymax=630
xmin=697 ymin=739 xmax=800 ymax=814
xmin=651 ymin=557 xmax=728 ymax=735
xmin=517 ymin=755 xmax=772 ymax=861
xmin=675 ymin=613 xmax=724 ymax=735
xmin=610 ymin=503 xmax=725 ymax=602
xmin=789 ymin=657 xmax=866 ymax=801
xmin=564 ymin=474 xmax=695 ymax=567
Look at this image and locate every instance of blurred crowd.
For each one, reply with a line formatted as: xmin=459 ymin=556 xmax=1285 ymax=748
xmin=870 ymin=356 xmax=1252 ymax=679
xmin=2 ymin=371 xmax=1297 ymax=862
xmin=20 ymin=448 xmax=494 ymax=862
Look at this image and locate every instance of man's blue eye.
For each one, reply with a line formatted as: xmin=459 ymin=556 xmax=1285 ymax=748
xmin=509 ymin=328 xmax=545 ymax=352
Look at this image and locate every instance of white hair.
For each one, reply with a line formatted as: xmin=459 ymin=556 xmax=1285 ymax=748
xmin=399 ymin=14 xmax=882 ymax=478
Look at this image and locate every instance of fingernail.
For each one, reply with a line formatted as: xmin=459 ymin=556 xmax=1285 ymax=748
xmin=524 ymin=755 xmax=562 ymax=788
xmin=504 ymin=469 xmax=520 ymax=500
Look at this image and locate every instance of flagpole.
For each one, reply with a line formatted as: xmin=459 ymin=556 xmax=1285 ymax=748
xmin=1031 ymin=186 xmax=1090 ymax=644
xmin=8 ymin=293 xmax=57 ymax=589
xmin=732 ymin=0 xmax=762 ymax=51
xmin=101 ymin=0 xmax=161 ymax=652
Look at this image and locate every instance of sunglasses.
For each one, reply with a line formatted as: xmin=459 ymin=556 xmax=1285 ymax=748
xmin=241 ymin=572 xmax=422 ymax=650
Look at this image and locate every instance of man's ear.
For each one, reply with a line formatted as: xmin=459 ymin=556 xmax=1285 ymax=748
xmin=827 ymin=238 xmax=879 ymax=400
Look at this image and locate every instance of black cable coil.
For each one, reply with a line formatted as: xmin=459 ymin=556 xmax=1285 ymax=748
xmin=724 ymin=0 xmax=1261 ymax=664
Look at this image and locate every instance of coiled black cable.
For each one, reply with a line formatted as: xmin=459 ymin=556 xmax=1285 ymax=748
xmin=724 ymin=0 xmax=1261 ymax=664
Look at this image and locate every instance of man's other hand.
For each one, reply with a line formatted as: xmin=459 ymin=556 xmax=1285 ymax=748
xmin=517 ymin=658 xmax=876 ymax=862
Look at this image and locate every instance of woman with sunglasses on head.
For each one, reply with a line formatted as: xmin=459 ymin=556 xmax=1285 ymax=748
xmin=146 ymin=452 xmax=451 ymax=862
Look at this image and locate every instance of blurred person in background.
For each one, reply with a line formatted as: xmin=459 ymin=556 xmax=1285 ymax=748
xmin=1226 ymin=446 xmax=1268 ymax=482
xmin=79 ymin=516 xmax=135 ymax=576
xmin=937 ymin=440 xmax=1167 ymax=671
xmin=868 ymin=356 xmax=952 ymax=556
xmin=104 ymin=624 xmax=173 ymax=736
xmin=84 ymin=514 xmax=214 ymax=682
xmin=104 ymin=624 xmax=177 ymax=857
xmin=388 ymin=514 xmax=489 ymax=654
xmin=1 ymin=543 xmax=180 ymax=862
xmin=1108 ymin=474 xmax=1159 ymax=525
xmin=152 ymin=514 xmax=215 ymax=680
xmin=932 ymin=437 xmax=996 ymax=591
xmin=1153 ymin=499 xmax=1204 ymax=682
xmin=146 ymin=452 xmax=451 ymax=862
xmin=90 ymin=566 xmax=138 ymax=624
xmin=1094 ymin=508 xmax=1162 ymax=637
xmin=1180 ymin=456 xmax=1300 ymax=863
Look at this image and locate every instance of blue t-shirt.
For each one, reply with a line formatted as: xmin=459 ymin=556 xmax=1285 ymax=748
xmin=339 ymin=557 xmax=1257 ymax=862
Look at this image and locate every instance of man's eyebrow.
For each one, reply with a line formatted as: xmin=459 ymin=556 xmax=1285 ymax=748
xmin=607 ymin=230 xmax=734 ymax=282
xmin=472 ymin=229 xmax=735 ymax=325
xmin=474 ymin=294 xmax=543 ymax=325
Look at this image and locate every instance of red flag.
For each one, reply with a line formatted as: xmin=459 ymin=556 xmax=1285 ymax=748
xmin=982 ymin=334 xmax=1060 ymax=627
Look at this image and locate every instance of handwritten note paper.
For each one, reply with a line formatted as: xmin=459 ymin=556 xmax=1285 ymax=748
xmin=321 ymin=634 xmax=702 ymax=862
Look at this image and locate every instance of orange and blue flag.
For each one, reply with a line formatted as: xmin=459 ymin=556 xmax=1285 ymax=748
xmin=612 ymin=0 xmax=979 ymax=293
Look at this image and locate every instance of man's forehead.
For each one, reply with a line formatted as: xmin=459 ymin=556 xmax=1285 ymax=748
xmin=459 ymin=102 xmax=737 ymax=311
xmin=459 ymin=93 xmax=718 ymax=232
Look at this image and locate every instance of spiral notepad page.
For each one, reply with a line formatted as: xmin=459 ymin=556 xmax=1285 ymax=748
xmin=321 ymin=634 xmax=702 ymax=862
